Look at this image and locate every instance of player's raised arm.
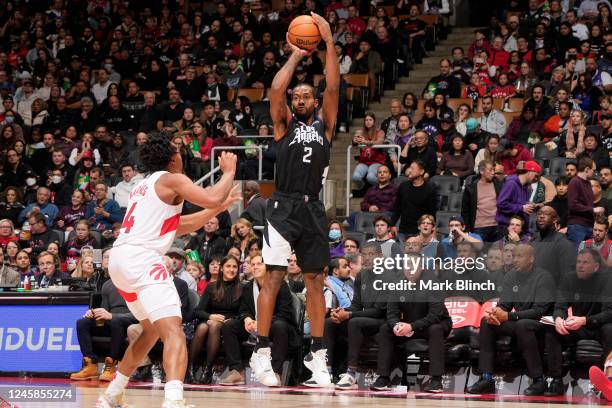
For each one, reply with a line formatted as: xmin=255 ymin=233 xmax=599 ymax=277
xmin=167 ymin=152 xmax=238 ymax=208
xmin=311 ymin=12 xmax=339 ymax=142
xmin=269 ymin=35 xmax=309 ymax=141
xmin=175 ymin=185 xmax=242 ymax=236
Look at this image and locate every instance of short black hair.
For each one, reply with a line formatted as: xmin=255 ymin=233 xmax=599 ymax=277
xmin=555 ymin=175 xmax=569 ymax=186
xmin=120 ymin=162 xmax=134 ymax=172
xmin=140 ymin=133 xmax=176 ymax=173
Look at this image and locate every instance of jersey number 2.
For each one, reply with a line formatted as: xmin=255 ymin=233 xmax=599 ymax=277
xmin=303 ymin=146 xmax=312 ymax=163
xmin=121 ymin=203 xmax=137 ymax=233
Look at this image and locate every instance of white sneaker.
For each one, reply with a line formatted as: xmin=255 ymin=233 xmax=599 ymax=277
xmin=95 ymin=393 xmax=131 ymax=408
xmin=335 ymin=372 xmax=357 ymax=390
xmin=161 ymin=399 xmax=195 ymax=408
xmin=303 ymin=350 xmax=331 ymax=387
xmin=249 ymin=347 xmax=280 ymax=387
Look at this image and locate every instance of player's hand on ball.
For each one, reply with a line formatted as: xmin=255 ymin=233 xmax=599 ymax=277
xmin=286 ymin=33 xmax=311 ymax=58
xmin=310 ymin=12 xmax=332 ymax=43
xmin=219 ymin=152 xmax=238 ymax=174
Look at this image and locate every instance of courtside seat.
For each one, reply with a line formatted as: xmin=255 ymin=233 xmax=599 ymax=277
xmin=435 ymin=211 xmax=460 ymax=235
xmin=237 ymin=292 xmax=305 ymax=385
xmin=575 ymin=339 xmax=603 ymax=366
xmin=549 ymin=157 xmax=570 ymax=176
xmin=345 ymin=231 xmax=365 ymax=248
xmin=353 ymin=212 xmax=381 ymax=236
xmin=430 ymin=175 xmax=461 ymax=210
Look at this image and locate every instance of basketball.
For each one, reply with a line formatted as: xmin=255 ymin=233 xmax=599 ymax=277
xmin=287 ymin=15 xmax=321 ymax=51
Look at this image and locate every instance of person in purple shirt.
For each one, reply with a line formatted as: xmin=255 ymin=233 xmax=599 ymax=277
xmin=360 ymin=165 xmax=397 ymax=214
xmin=329 ymin=221 xmax=346 ymax=258
xmin=495 ymin=160 xmax=541 ymax=238
xmin=346 ymin=165 xmax=398 ymax=228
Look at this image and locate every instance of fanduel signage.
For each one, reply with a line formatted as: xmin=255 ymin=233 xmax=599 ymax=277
xmin=0 ymin=305 xmax=88 ymax=372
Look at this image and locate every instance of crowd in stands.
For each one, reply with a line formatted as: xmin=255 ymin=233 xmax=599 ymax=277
xmin=0 ymin=0 xmax=610 ymax=398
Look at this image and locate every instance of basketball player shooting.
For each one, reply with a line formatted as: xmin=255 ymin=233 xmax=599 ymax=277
xmin=250 ymin=13 xmax=339 ymax=388
xmin=98 ymin=135 xmax=240 ymax=408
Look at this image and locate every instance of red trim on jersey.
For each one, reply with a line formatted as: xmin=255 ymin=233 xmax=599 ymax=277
xmin=159 ymin=213 xmax=180 ymax=236
xmin=117 ymin=288 xmax=138 ymax=302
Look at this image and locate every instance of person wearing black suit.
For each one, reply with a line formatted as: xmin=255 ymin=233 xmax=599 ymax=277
xmin=219 ymin=254 xmax=297 ymax=385
xmin=370 ymin=254 xmax=452 ymax=393
xmin=544 ymin=248 xmax=612 ymax=395
xmin=326 ymin=242 xmax=387 ymax=390
xmin=240 ymin=181 xmax=267 ymax=229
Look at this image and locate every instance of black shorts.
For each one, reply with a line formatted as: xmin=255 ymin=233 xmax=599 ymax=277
xmin=262 ymin=191 xmax=329 ymax=271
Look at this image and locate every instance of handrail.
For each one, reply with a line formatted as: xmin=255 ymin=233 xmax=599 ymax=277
xmin=195 ymin=165 xmax=219 ymax=186
xmin=209 ymin=145 xmax=263 ymax=185
xmin=236 ymin=135 xmax=275 ymax=139
xmin=345 ymin=144 xmax=401 ymax=217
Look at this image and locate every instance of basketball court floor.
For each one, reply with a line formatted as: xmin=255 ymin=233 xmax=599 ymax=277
xmin=0 ymin=377 xmax=607 ymax=407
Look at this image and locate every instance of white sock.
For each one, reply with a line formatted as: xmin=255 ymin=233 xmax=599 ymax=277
xmin=164 ymin=380 xmax=183 ymax=401
xmin=106 ymin=371 xmax=129 ymax=397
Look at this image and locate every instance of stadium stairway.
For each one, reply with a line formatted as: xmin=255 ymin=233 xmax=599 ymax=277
xmin=329 ymin=27 xmax=477 ymax=218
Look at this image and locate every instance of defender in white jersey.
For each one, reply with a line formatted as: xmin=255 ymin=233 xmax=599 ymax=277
xmin=98 ymin=134 xmax=239 ymax=408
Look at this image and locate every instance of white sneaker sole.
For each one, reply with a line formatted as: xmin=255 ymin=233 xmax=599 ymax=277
xmin=259 ymin=376 xmax=280 ymax=387
xmin=303 ymin=359 xmax=331 ymax=386
xmin=335 ymin=383 xmax=358 ymax=390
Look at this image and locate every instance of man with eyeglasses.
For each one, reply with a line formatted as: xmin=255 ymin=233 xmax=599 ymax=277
xmin=0 ymin=220 xmax=17 ymax=247
xmin=343 ymin=239 xmax=360 ymax=255
xmin=2 ymin=148 xmax=32 ymax=187
xmin=85 ymin=182 xmax=123 ymax=231
xmin=494 ymin=162 xmax=506 ymax=183
xmin=35 ymin=251 xmax=69 ymax=288
xmin=22 ymin=212 xmax=61 ymax=257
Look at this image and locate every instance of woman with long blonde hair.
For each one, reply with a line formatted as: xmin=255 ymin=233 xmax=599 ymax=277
xmin=560 ymin=110 xmax=587 ymax=159
xmin=72 ymin=255 xmax=95 ymax=280
xmin=231 ymin=218 xmax=258 ymax=261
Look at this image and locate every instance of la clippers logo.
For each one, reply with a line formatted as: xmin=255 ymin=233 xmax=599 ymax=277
xmin=149 ymin=263 xmax=169 ymax=281
xmin=288 ymin=122 xmax=324 ymax=147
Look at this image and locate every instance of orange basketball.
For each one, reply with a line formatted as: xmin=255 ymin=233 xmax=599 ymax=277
xmin=287 ymin=15 xmax=321 ymax=51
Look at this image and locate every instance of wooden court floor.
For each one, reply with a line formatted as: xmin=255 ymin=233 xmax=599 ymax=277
xmin=0 ymin=378 xmax=609 ymax=408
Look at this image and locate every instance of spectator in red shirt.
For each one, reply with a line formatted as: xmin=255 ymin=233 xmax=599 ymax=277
xmin=346 ymin=5 xmax=366 ymax=37
xmin=499 ymin=139 xmax=533 ymax=175
xmin=488 ymin=36 xmax=510 ymax=70
xmin=467 ymin=29 xmax=491 ymax=59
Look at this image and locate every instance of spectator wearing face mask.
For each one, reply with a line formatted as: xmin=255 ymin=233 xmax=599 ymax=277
xmin=328 ymin=221 xmax=345 ymax=258
xmin=47 ymin=169 xmax=73 ymax=207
